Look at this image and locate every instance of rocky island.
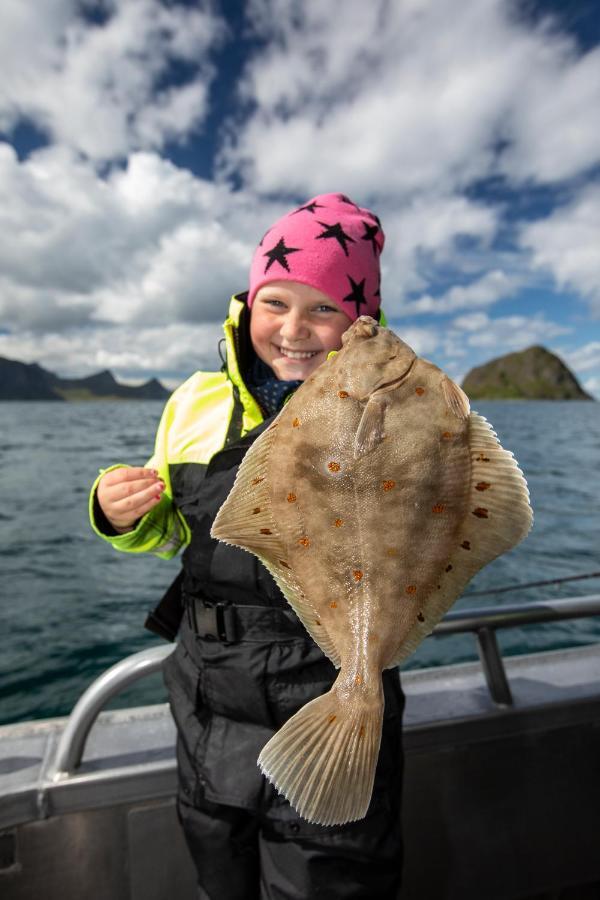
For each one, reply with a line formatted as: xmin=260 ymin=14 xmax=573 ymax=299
xmin=0 ymin=356 xmax=170 ymax=401
xmin=461 ymin=345 xmax=592 ymax=400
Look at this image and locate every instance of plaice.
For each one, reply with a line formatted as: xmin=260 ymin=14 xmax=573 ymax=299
xmin=211 ymin=316 xmax=533 ymax=826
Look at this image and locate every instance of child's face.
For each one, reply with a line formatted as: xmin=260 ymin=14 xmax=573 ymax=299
xmin=250 ymin=281 xmax=353 ymax=381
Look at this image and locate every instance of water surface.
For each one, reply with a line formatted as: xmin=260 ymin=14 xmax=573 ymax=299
xmin=1 ymin=400 xmax=599 ymax=725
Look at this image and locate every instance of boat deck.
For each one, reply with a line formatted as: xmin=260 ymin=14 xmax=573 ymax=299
xmin=1 ymin=640 xmax=599 ymax=898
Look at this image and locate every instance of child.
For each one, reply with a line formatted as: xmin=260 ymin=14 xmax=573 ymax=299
xmin=90 ymin=193 xmax=405 ymax=900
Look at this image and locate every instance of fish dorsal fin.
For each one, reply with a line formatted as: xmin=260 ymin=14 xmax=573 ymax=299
xmin=211 ymin=422 xmax=341 ymax=667
xmin=390 ymin=411 xmax=532 ymax=667
xmin=441 ymin=376 xmax=470 ymax=420
xmin=353 ymin=395 xmax=387 ymax=459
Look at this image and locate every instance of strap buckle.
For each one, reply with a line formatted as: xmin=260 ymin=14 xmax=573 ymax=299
xmin=191 ymin=601 xmax=238 ymax=643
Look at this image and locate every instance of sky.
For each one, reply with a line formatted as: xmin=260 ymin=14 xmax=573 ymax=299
xmin=0 ymin=0 xmax=599 ymax=393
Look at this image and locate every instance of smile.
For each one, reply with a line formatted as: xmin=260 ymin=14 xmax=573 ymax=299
xmin=276 ymin=346 xmax=319 ymax=360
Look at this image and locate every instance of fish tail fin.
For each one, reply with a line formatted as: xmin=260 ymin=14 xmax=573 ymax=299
xmin=258 ymin=677 xmax=384 ymax=826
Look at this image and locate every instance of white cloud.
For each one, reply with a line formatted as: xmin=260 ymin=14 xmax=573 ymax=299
xmin=222 ymin=0 xmax=600 ymax=197
xmin=561 ymin=341 xmax=600 ymax=374
xmin=0 ymin=0 xmax=598 ymax=387
xmin=388 ymin=323 xmax=440 ymax=358
xmin=520 ymin=185 xmax=600 ymax=315
xmin=435 ymin=310 xmax=579 ymax=384
xmin=0 ymin=321 xmax=224 ymax=385
xmin=500 ymin=42 xmax=600 ymax=184
xmin=370 ymin=194 xmax=499 ymax=315
xmin=452 ymin=312 xmax=491 ymax=332
xmin=582 ymin=376 xmax=600 ymax=399
xmin=450 ymin=311 xmax=571 ymax=350
xmin=403 ymin=270 xmax=518 ymax=316
xmin=0 ymin=0 xmax=226 ymax=160
xmin=0 ymin=145 xmax=269 ymax=333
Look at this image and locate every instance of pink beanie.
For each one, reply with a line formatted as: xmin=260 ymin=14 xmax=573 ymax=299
xmin=248 ymin=193 xmax=384 ymax=320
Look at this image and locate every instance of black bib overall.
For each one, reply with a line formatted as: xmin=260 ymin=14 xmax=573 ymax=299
xmin=163 ymin=420 xmax=405 ymax=900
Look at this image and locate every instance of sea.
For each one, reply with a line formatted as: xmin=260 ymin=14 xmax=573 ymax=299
xmin=1 ymin=399 xmax=599 ymax=727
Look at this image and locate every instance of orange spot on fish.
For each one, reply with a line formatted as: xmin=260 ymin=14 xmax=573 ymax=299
xmin=432 ymin=504 xmax=445 ymax=513
xmin=298 ymin=537 xmax=310 ymax=548
xmin=472 ymin=507 xmax=489 ymax=518
xmin=315 ymin=619 xmax=321 ymax=625
xmin=279 ymin=560 xmax=291 ymax=568
xmin=406 ymin=585 xmax=417 ymax=595
xmin=330 ymin=601 xmax=338 ymax=609
xmin=442 ymin=431 xmax=452 ymax=440
xmin=292 ymin=418 xmax=300 ymax=427
xmin=445 ymin=564 xmax=453 ymax=572
xmin=417 ymin=612 xmax=425 ymax=622
xmin=328 ymin=714 xmax=336 ymax=724
xmin=476 ymin=453 xmax=490 ymax=462
xmin=355 ymin=674 xmax=363 ymax=685
xmin=252 ymin=507 xmax=261 ymax=514
xmin=386 ymin=548 xmax=398 ymax=557
xmin=338 ymin=390 xmax=349 ymax=398
xmin=328 ymin=461 xmax=341 ymax=472
xmin=461 ymin=540 xmax=471 ymax=550
xmin=260 ymin=528 xmax=272 ymax=535
xmin=252 ymin=476 xmax=264 ymax=485
xmin=415 ymin=387 xmax=425 ymax=396
xmin=476 ymin=481 xmax=491 ymax=491
xmin=287 ymin=492 xmax=297 ymax=503
xmin=353 ymin=570 xmax=363 ymax=582
xmin=382 ymin=480 xmax=396 ymax=491
xmin=334 ymin=518 xmax=344 ymax=527
xmin=358 ymin=726 xmax=366 ymax=738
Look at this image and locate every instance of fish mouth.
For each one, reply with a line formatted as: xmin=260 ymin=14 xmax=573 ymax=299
xmin=372 ymin=356 xmax=417 ymax=393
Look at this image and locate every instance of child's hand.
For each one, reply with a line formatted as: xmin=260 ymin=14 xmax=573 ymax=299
xmin=97 ymin=467 xmax=165 ymax=534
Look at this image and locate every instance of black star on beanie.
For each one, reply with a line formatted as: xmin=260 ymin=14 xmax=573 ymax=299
xmin=343 ymin=275 xmax=368 ymax=317
xmin=315 ymin=221 xmax=356 ymax=257
xmin=293 ymin=201 xmax=325 ymax=215
xmin=361 ymin=220 xmax=381 ymax=256
xmin=337 ymin=194 xmax=361 ymax=211
xmin=263 ymin=237 xmax=301 ymax=273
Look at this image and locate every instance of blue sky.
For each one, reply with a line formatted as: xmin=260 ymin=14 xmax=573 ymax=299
xmin=0 ymin=0 xmax=599 ymax=393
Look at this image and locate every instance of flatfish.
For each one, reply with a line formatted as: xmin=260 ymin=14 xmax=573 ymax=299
xmin=211 ymin=316 xmax=533 ymax=825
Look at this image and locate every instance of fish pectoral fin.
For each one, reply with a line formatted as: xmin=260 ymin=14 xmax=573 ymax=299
xmin=353 ymin=395 xmax=387 ymax=458
xmin=258 ymin=678 xmax=384 ymax=826
xmin=441 ymin=375 xmax=470 ymax=420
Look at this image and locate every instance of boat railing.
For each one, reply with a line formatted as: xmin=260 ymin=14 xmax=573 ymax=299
xmin=49 ymin=593 xmax=600 ymax=780
xmin=436 ymin=593 xmax=600 ymax=706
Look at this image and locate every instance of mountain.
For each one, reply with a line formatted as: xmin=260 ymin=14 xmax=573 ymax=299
xmin=0 ymin=356 xmax=170 ymax=401
xmin=461 ymin=345 xmax=592 ymax=400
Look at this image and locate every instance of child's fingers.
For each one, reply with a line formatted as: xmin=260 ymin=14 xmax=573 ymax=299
xmin=122 ymin=492 xmax=165 ymax=522
xmin=107 ymin=475 xmax=164 ymax=503
xmin=100 ymin=466 xmax=158 ymax=488
xmin=101 ymin=484 xmax=165 ymax=531
xmin=106 ymin=479 xmax=165 ymax=517
xmin=97 ymin=468 xmax=165 ymax=529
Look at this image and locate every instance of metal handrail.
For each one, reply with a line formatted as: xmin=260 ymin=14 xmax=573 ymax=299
xmin=49 ymin=644 xmax=174 ymax=781
xmin=434 ymin=594 xmax=600 ymax=634
xmin=432 ymin=594 xmax=600 ymax=707
xmin=51 ymin=595 xmax=600 ymax=778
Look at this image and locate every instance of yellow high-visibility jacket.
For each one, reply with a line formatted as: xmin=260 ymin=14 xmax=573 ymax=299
xmin=88 ymin=293 xmax=265 ymax=557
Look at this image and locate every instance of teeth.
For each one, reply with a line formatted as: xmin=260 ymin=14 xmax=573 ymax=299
xmin=279 ymin=347 xmax=318 ymax=360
